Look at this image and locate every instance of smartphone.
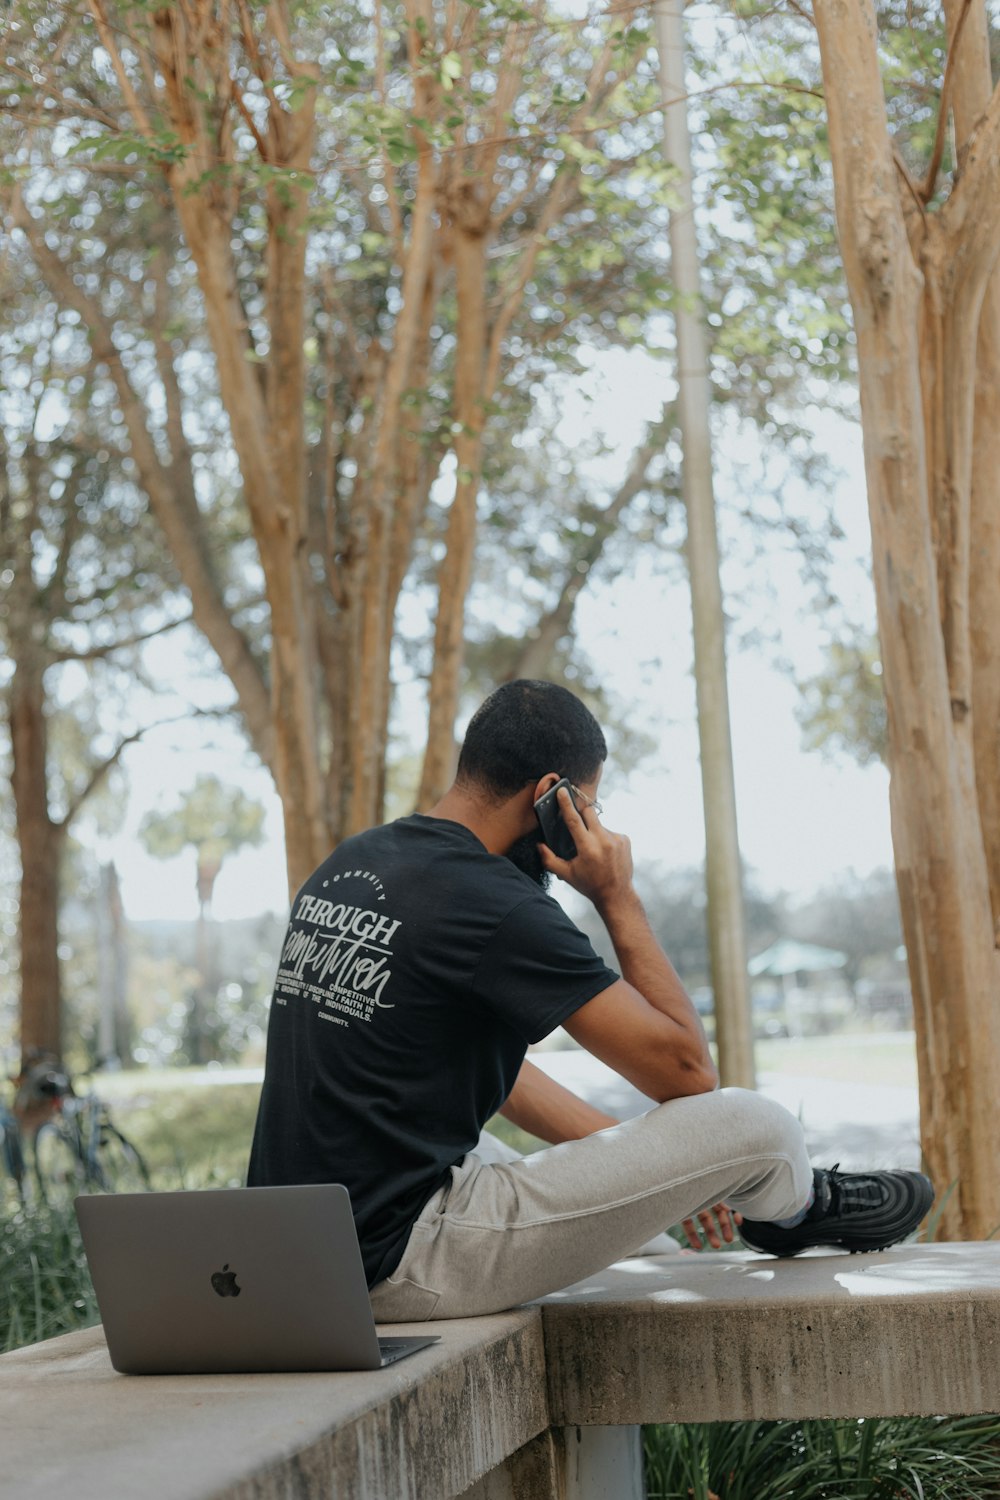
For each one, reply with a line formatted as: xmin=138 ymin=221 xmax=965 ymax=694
xmin=533 ymin=777 xmax=578 ymax=860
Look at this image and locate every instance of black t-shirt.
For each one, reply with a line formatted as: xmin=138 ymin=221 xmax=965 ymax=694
xmin=246 ymin=814 xmax=619 ymax=1286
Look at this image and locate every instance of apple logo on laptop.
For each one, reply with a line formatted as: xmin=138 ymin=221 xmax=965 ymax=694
xmin=211 ymin=1263 xmax=241 ymax=1298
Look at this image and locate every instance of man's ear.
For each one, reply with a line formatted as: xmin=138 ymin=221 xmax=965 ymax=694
xmin=530 ymin=772 xmax=561 ymax=807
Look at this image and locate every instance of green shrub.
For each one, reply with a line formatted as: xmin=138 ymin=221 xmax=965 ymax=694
xmin=0 ymin=1079 xmax=262 ymax=1354
xmin=118 ymin=1082 xmax=260 ymax=1189
xmin=643 ymin=1415 xmax=1000 ymax=1499
xmin=0 ymin=1201 xmax=99 ymax=1353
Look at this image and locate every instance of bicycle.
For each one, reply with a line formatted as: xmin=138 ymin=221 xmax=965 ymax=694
xmin=0 ymin=1095 xmax=27 ymax=1204
xmin=24 ymin=1064 xmax=151 ymax=1207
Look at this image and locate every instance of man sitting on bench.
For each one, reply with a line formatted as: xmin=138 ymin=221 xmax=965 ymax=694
xmin=248 ymin=680 xmax=933 ymax=1319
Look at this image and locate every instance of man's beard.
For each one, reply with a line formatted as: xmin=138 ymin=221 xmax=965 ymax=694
xmin=503 ymin=832 xmax=552 ymax=890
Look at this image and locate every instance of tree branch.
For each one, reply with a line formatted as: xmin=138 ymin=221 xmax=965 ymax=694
xmin=892 ymin=143 xmax=929 ymax=259
xmin=149 ymin=236 xmax=193 ymax=473
xmin=86 ymin=0 xmax=157 ymax=141
xmin=479 ymin=6 xmax=539 ymax=192
xmin=50 ymin=611 xmax=194 ymax=665
xmin=57 ymin=709 xmax=230 ymax=831
xmin=236 ymin=0 xmax=273 ymax=86
xmin=45 ymin=452 xmax=90 ymax=620
xmin=264 ymin=0 xmax=298 ymax=79
xmin=941 ymin=75 xmax=1000 ymax=295
xmin=375 ymin=0 xmax=405 ymax=262
xmin=483 ymin=27 xmax=621 ymax=398
xmin=233 ymin=84 xmax=271 ymax=160
xmin=510 ymin=407 xmax=675 ymax=679
xmin=893 ymin=144 xmax=927 ymax=218
xmin=919 ymin=0 xmax=974 ymax=204
xmin=10 ymin=194 xmax=275 ymax=770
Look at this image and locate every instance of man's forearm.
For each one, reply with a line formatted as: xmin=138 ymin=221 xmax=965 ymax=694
xmin=598 ymin=889 xmax=713 ymax=1072
xmin=537 ymin=784 xmax=717 ymax=1097
xmin=499 ymin=1058 xmax=619 ymax=1144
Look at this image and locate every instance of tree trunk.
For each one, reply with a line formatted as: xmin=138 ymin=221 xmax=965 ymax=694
xmin=192 ymin=897 xmax=212 ymax=1068
xmin=96 ymin=863 xmax=117 ymax=1067
xmin=814 ymin=0 xmax=1000 ymax=1238
xmin=969 ymin=278 xmax=1000 ymax=947
xmin=150 ymin=6 xmax=329 ymax=891
xmin=346 ymin=163 xmax=438 ymax=835
xmin=10 ymin=656 xmax=63 ymax=1065
xmin=945 ymin=0 xmax=1000 ymax=946
xmin=96 ymin=862 xmax=133 ymax=1067
xmin=656 ymin=0 xmax=754 ymax=1088
xmin=419 ymin=211 xmax=489 ymax=807
xmin=416 ymin=22 xmax=623 ymax=806
xmin=108 ymin=863 xmax=132 ymax=1065
xmin=316 ymin=344 xmax=389 ymax=842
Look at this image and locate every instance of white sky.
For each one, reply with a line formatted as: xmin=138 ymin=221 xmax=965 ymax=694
xmin=91 ymin=343 xmax=892 ymax=926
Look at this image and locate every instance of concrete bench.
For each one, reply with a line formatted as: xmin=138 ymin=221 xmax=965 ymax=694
xmin=4 ymin=1243 xmax=1000 ymax=1500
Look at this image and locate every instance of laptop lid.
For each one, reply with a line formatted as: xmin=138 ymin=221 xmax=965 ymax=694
xmin=75 ymin=1184 xmax=436 ymax=1375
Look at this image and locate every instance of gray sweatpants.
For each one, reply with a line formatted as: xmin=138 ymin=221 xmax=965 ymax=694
xmin=369 ymin=1087 xmax=812 ymax=1321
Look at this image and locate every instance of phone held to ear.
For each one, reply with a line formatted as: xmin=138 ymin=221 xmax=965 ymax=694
xmin=533 ymin=777 xmax=578 ymax=860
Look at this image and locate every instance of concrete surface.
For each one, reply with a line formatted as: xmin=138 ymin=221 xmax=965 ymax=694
xmin=6 ymin=1242 xmax=1000 ymax=1498
xmin=459 ymin=1427 xmax=643 ymax=1500
xmin=0 ymin=1310 xmax=546 ymax=1500
xmin=540 ymin=1241 xmax=1000 ymax=1424
xmin=0 ymin=1044 xmax=949 ymax=1500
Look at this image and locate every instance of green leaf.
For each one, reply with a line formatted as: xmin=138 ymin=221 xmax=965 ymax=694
xmin=439 ymin=50 xmax=463 ymax=90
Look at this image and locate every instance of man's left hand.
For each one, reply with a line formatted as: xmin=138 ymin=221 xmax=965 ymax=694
xmin=679 ymin=1202 xmax=741 ymax=1251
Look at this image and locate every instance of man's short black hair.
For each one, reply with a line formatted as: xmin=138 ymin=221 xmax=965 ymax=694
xmin=456 ymin=680 xmax=607 ymax=801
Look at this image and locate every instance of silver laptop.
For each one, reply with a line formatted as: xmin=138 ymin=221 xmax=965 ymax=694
xmin=75 ymin=1184 xmax=440 ymax=1375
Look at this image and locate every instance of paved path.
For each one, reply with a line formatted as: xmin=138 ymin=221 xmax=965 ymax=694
xmin=533 ymin=1049 xmax=921 ymax=1171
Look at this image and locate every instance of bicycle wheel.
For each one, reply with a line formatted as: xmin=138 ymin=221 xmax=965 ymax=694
xmin=34 ymin=1121 xmax=87 ymax=1207
xmin=93 ymin=1122 xmax=151 ymax=1193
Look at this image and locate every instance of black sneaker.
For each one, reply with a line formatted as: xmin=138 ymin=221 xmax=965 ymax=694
xmin=739 ymin=1164 xmax=935 ymax=1256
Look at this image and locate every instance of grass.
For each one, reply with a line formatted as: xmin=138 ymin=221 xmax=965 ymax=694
xmin=0 ymin=1079 xmax=261 ymax=1354
xmin=113 ymin=1082 xmax=261 ymax=1189
xmin=643 ymin=1416 xmax=1000 ymax=1499
xmin=0 ymin=1199 xmax=100 ymax=1353
xmin=755 ymin=1033 xmax=917 ymax=1090
xmin=82 ymin=1074 xmax=540 ymax=1183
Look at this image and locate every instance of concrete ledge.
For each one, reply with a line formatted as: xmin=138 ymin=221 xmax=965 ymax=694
xmin=539 ymin=1242 xmax=1000 ymax=1424
xmin=459 ymin=1425 xmax=644 ymax=1500
xmin=7 ymin=1243 xmax=1000 ymax=1500
xmin=0 ymin=1310 xmax=547 ymax=1500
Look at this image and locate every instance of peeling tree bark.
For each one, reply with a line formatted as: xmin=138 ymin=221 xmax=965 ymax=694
xmin=815 ymin=0 xmax=1000 ymax=1238
xmin=945 ymin=0 xmax=1000 ymax=946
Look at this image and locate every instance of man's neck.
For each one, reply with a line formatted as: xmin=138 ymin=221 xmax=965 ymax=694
xmin=424 ymin=786 xmax=528 ymax=856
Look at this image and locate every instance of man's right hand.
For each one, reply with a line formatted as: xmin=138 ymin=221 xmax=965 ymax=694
xmin=548 ymin=785 xmax=719 ymax=1102
xmin=538 ymin=784 xmax=635 ymax=913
